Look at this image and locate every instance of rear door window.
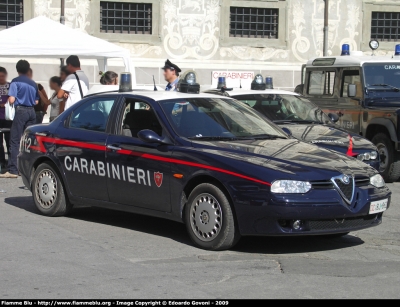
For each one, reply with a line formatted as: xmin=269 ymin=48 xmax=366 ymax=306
xmin=69 ymin=97 xmax=116 ymax=132
xmin=308 ymin=70 xmax=336 ymax=96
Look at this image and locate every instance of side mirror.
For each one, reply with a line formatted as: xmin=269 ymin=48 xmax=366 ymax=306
xmin=138 ymin=129 xmax=169 ymax=145
xmin=328 ymin=113 xmax=339 ymax=123
xmin=348 ymin=84 xmax=357 ymax=98
xmin=281 ymin=127 xmax=293 ymax=137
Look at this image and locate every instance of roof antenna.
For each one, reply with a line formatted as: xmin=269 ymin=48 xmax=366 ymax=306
xmin=240 ymin=79 xmax=242 ymax=89
xmin=153 ymin=75 xmax=158 ymax=91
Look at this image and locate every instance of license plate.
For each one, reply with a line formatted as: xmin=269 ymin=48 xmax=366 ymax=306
xmin=369 ymin=199 xmax=388 ymax=214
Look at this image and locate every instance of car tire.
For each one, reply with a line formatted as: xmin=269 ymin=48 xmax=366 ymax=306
xmin=32 ymin=162 xmax=72 ymax=217
xmin=184 ymin=183 xmax=240 ymax=251
xmin=371 ymin=133 xmax=400 ymax=183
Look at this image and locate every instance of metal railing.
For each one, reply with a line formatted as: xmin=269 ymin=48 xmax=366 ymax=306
xmin=0 ymin=0 xmax=23 ymax=29
xmin=371 ymin=11 xmax=400 ymax=41
xmin=230 ymin=7 xmax=278 ymax=39
xmin=100 ymin=1 xmax=152 ymax=34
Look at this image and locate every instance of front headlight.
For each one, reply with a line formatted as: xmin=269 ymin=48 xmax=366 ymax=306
xmin=370 ymin=151 xmax=378 ymax=160
xmin=271 ymin=180 xmax=312 ymax=194
xmin=370 ymin=174 xmax=385 ymax=188
xmin=358 ymin=151 xmax=378 ymax=161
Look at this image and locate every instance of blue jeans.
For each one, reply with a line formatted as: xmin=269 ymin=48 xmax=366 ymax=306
xmin=35 ymin=112 xmax=44 ymax=124
xmin=0 ymin=119 xmax=12 ymax=164
xmin=8 ymin=106 xmax=36 ymax=175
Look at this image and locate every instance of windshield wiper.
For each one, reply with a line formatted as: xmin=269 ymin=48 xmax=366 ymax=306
xmin=188 ymin=136 xmax=253 ymax=141
xmin=188 ymin=136 xmax=234 ymax=141
xmin=274 ymin=120 xmax=322 ymax=124
xmin=188 ymin=134 xmax=286 ymax=141
xmin=367 ymin=84 xmax=400 ymax=92
xmin=251 ymin=134 xmax=287 ymax=140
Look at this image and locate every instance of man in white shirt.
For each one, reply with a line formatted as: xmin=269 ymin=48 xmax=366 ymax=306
xmin=59 ymin=55 xmax=89 ymax=111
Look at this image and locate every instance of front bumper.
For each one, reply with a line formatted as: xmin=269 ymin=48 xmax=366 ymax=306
xmin=234 ymin=185 xmax=391 ymax=236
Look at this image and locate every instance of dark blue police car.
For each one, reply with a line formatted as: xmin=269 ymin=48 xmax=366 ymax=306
xmin=205 ymin=75 xmax=380 ymax=171
xmin=18 ymin=73 xmax=391 ymax=250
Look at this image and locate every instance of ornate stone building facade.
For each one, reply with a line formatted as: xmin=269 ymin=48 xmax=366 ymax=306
xmin=1 ymin=0 xmax=400 ymax=89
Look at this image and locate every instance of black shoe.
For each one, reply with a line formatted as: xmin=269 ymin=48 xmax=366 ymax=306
xmin=0 ymin=163 xmax=8 ymax=173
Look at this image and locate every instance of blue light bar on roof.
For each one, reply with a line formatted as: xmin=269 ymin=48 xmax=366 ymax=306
xmin=217 ymin=77 xmax=226 ymax=89
xmin=341 ymin=44 xmax=350 ymax=56
xmin=119 ymin=72 xmax=132 ymax=92
xmin=265 ymin=76 xmax=274 ymax=89
xmin=395 ymin=44 xmax=400 ymax=56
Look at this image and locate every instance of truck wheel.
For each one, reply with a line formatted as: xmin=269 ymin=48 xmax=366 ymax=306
xmin=372 ymin=133 xmax=400 ymax=182
xmin=184 ymin=183 xmax=241 ymax=251
xmin=32 ymin=162 xmax=73 ymax=217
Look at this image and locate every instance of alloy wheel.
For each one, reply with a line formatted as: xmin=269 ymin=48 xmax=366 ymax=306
xmin=190 ymin=193 xmax=223 ymax=242
xmin=35 ymin=169 xmax=58 ymax=209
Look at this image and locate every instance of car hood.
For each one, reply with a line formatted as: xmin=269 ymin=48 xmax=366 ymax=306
xmin=278 ymin=123 xmax=376 ymax=155
xmin=190 ymin=138 xmax=376 ymax=180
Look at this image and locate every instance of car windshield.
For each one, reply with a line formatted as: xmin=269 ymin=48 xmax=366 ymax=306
xmin=232 ymin=94 xmax=332 ymax=124
xmin=364 ymin=63 xmax=400 ymax=99
xmin=159 ymin=97 xmax=287 ymax=140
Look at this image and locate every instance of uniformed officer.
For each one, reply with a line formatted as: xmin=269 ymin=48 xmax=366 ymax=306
xmin=162 ymin=59 xmax=181 ymax=91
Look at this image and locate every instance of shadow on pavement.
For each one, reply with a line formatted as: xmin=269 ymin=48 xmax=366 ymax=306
xmin=4 ymin=196 xmax=37 ymax=212
xmin=234 ymin=234 xmax=364 ymax=254
xmin=4 ymin=196 xmax=192 ymax=246
xmin=68 ymin=206 xmax=192 ymax=246
xmin=4 ymin=196 xmax=364 ymax=254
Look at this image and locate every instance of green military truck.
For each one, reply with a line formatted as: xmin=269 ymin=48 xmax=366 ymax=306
xmin=296 ymin=44 xmax=400 ymax=182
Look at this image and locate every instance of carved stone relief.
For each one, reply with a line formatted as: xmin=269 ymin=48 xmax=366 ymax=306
xmin=162 ymin=0 xmax=220 ymax=59
xmin=34 ymin=0 xmax=90 ymax=33
xmin=118 ymin=43 xmax=163 ymax=58
xmin=291 ymin=0 xmax=311 ymax=62
xmin=220 ymin=46 xmax=288 ymax=61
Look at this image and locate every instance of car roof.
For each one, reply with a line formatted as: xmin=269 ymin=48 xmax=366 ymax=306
xmin=205 ymin=88 xmax=299 ymax=96
xmin=86 ymin=84 xmax=164 ymax=96
xmin=87 ymin=88 xmax=234 ymax=101
xmin=306 ymin=55 xmax=400 ymax=67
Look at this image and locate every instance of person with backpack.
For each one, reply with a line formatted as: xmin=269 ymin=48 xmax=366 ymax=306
xmin=27 ymin=68 xmax=49 ymax=124
xmin=58 ymin=55 xmax=89 ymax=112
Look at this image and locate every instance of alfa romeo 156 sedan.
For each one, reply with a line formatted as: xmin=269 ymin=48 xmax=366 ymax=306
xmin=17 ymin=74 xmax=391 ymax=250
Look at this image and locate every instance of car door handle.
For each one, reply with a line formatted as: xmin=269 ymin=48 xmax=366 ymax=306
xmin=107 ymin=145 xmax=122 ymax=151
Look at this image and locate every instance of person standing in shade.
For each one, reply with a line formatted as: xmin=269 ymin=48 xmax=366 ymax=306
xmin=37 ymin=77 xmax=63 ymax=122
xmin=0 ymin=60 xmax=38 ymax=179
xmin=0 ymin=67 xmax=12 ymax=170
xmin=60 ymin=65 xmax=70 ymax=83
xmin=27 ymin=68 xmax=49 ymax=124
xmin=163 ymin=59 xmax=181 ymax=91
xmin=100 ymin=71 xmax=118 ymax=85
xmin=58 ymin=55 xmax=89 ymax=112
xmin=58 ymin=66 xmax=70 ymax=113
xmin=49 ymin=77 xmax=63 ymax=122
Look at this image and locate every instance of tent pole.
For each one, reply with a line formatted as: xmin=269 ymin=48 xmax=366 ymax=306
xmin=323 ymin=0 xmax=329 ymax=57
xmin=60 ymin=0 xmax=65 ymax=67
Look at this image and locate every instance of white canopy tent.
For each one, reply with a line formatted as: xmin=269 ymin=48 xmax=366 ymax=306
xmin=0 ymin=16 xmax=136 ymax=84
